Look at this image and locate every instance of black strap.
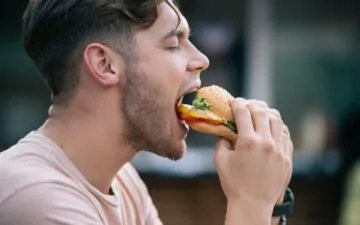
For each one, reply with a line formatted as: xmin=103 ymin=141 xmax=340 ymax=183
xmin=272 ymin=201 xmax=292 ymax=216
xmin=272 ymin=188 xmax=294 ymax=217
xmin=279 ymin=215 xmax=287 ymax=225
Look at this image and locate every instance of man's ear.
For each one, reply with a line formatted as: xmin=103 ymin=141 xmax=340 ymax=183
xmin=83 ymin=43 xmax=125 ymax=86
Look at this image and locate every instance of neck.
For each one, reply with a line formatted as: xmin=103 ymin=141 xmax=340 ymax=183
xmin=39 ymin=103 xmax=136 ymax=194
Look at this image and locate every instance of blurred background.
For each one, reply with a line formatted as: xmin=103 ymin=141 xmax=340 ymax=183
xmin=1 ymin=0 xmax=360 ymax=224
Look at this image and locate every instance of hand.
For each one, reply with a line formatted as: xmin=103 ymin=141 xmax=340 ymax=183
xmin=214 ymin=98 xmax=293 ymax=213
xmin=246 ymin=100 xmax=294 ymax=203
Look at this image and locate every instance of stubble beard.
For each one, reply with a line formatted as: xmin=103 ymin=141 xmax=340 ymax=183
xmin=121 ymin=65 xmax=184 ymax=161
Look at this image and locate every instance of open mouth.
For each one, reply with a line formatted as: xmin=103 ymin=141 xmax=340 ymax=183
xmin=176 ymin=91 xmax=197 ymax=106
xmin=176 ymin=96 xmax=186 ymax=126
xmin=176 ymin=96 xmax=184 ymax=107
xmin=175 ymin=91 xmax=197 ymax=127
xmin=175 ymin=91 xmax=197 ymax=113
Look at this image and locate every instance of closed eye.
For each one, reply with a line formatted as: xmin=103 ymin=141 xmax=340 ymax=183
xmin=167 ymin=46 xmax=181 ymax=51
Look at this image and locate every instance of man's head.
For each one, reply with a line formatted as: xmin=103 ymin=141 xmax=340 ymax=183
xmin=23 ymin=0 xmax=209 ymax=160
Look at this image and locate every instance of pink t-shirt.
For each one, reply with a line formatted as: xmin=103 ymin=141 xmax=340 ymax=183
xmin=0 ymin=131 xmax=163 ymax=225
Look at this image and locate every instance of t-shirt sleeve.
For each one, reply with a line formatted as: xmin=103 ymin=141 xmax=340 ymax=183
xmin=0 ymin=182 xmax=103 ymax=225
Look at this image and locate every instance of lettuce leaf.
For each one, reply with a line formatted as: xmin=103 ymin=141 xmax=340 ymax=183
xmin=192 ymin=97 xmax=212 ymax=110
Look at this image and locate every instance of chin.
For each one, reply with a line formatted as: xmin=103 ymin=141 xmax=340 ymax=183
xmin=152 ymin=139 xmax=187 ymax=161
xmin=170 ymin=140 xmax=188 ymax=161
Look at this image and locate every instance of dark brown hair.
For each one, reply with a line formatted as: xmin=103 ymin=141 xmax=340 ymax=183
xmin=22 ymin=0 xmax=176 ymax=104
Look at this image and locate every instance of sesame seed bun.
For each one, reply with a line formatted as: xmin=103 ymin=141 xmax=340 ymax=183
xmin=187 ymin=121 xmax=237 ymax=143
xmin=187 ymin=85 xmax=237 ymax=143
xmin=196 ymin=85 xmax=235 ymax=121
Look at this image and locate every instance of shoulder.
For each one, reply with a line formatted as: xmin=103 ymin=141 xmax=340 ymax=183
xmin=0 ymin=143 xmax=102 ymax=224
xmin=0 ymin=181 xmax=103 ymax=225
xmin=0 ymin=142 xmax=55 ymax=204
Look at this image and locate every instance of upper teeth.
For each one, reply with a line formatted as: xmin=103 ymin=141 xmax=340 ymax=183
xmin=177 ymin=96 xmax=184 ymax=107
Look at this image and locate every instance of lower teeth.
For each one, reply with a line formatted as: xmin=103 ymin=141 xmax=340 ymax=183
xmin=177 ymin=96 xmax=184 ymax=107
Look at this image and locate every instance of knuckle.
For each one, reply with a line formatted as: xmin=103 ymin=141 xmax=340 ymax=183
xmin=283 ymin=135 xmax=294 ymax=150
xmin=234 ymin=97 xmax=247 ymax=105
xmin=270 ymin=109 xmax=281 ymax=118
xmin=235 ymin=97 xmax=246 ymax=101
xmin=260 ymin=100 xmax=269 ymax=106
xmin=234 ymin=105 xmax=250 ymax=117
xmin=283 ymin=125 xmax=291 ymax=136
xmin=283 ymin=157 xmax=293 ymax=171
xmin=247 ymin=99 xmax=268 ymax=108
xmin=261 ymin=139 xmax=276 ymax=154
xmin=270 ymin=114 xmax=283 ymax=124
xmin=231 ymin=98 xmax=246 ymax=112
xmin=282 ymin=140 xmax=293 ymax=157
xmin=240 ymin=135 xmax=259 ymax=150
xmin=258 ymin=101 xmax=269 ymax=108
xmin=288 ymin=140 xmax=294 ymax=153
xmin=253 ymin=108 xmax=267 ymax=117
xmin=233 ymin=98 xmax=247 ymax=109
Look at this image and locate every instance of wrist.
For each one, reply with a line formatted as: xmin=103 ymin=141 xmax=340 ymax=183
xmin=272 ymin=190 xmax=285 ymax=223
xmin=276 ymin=189 xmax=286 ymax=204
xmin=226 ymin=197 xmax=273 ymax=225
xmin=272 ymin=188 xmax=294 ymax=218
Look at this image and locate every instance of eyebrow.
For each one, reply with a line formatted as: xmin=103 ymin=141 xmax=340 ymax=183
xmin=163 ymin=27 xmax=191 ymax=40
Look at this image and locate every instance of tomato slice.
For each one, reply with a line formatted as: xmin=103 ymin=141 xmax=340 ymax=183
xmin=177 ymin=104 xmax=226 ymax=123
xmin=179 ymin=114 xmax=221 ymax=126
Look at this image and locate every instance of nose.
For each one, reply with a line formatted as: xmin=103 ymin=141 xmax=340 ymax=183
xmin=187 ymin=45 xmax=210 ymax=73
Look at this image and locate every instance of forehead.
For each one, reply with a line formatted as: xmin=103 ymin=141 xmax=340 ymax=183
xmin=146 ymin=1 xmax=190 ymax=37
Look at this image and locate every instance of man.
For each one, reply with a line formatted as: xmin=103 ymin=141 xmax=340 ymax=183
xmin=0 ymin=0 xmax=293 ymax=224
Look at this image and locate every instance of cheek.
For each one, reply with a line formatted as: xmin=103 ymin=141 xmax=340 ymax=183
xmin=141 ymin=51 xmax=187 ymax=83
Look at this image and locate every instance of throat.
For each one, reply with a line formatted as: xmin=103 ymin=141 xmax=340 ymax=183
xmin=38 ymin=118 xmax=136 ymax=195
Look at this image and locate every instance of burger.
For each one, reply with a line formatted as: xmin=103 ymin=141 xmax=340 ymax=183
xmin=177 ymin=85 xmax=237 ymax=143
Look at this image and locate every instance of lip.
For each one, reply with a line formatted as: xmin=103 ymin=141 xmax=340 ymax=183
xmin=176 ymin=80 xmax=202 ymax=103
xmin=178 ymin=116 xmax=189 ymax=133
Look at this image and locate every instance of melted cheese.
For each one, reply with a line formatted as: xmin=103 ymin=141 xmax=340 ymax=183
xmin=177 ymin=104 xmax=226 ymax=124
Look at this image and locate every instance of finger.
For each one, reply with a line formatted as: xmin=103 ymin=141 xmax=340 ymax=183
xmin=283 ymin=125 xmax=291 ymax=137
xmin=268 ymin=108 xmax=281 ymax=119
xmin=245 ymin=99 xmax=268 ymax=108
xmin=230 ymin=98 xmax=256 ymax=139
xmin=246 ymin=100 xmax=281 ymax=120
xmin=249 ymin=104 xmax=286 ymax=139
xmin=281 ymin=135 xmax=293 ymax=186
xmin=215 ymin=137 xmax=233 ymax=151
xmin=282 ymin=135 xmax=294 ymax=181
xmin=214 ymin=138 xmax=233 ymax=169
xmin=283 ymin=134 xmax=294 ymax=157
xmin=270 ymin=115 xmax=284 ymax=150
xmin=246 ymin=103 xmax=271 ymax=138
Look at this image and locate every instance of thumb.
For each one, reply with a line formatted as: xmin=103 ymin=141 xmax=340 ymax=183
xmin=214 ymin=137 xmax=233 ymax=169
